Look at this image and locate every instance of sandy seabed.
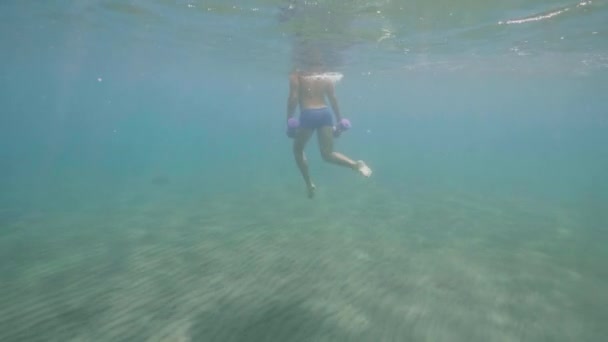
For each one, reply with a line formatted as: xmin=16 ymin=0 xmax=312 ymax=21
xmin=0 ymin=179 xmax=606 ymax=342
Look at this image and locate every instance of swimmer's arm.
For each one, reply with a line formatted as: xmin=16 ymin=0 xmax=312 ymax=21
xmin=286 ymin=73 xmax=299 ymax=119
xmin=326 ymin=81 xmax=342 ymax=121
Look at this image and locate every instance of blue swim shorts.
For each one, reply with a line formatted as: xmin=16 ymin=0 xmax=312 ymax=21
xmin=299 ymin=107 xmax=333 ymax=129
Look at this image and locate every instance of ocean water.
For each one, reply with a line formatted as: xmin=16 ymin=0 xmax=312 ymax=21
xmin=1 ymin=0 xmax=607 ymax=341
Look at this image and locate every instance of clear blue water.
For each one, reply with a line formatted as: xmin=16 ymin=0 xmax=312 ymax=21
xmin=0 ymin=1 xmax=607 ymax=341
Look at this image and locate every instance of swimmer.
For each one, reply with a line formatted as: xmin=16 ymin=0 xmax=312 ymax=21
xmin=286 ymin=66 xmax=372 ymax=198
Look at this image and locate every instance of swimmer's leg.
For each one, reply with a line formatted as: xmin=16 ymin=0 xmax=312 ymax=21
xmin=293 ymin=127 xmax=316 ymax=198
xmin=317 ymin=126 xmax=372 ymax=177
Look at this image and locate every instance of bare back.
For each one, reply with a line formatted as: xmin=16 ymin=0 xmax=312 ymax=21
xmin=297 ymin=74 xmax=331 ymax=110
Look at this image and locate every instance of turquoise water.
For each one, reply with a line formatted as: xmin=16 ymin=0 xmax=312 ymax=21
xmin=1 ymin=1 xmax=607 ymax=341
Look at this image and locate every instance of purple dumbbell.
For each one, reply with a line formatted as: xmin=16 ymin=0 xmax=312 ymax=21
xmin=333 ymin=118 xmax=351 ymax=138
xmin=286 ymin=117 xmax=299 ymax=138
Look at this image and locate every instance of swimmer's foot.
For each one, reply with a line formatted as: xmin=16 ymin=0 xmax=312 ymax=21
xmin=307 ymin=183 xmax=316 ymax=199
xmin=355 ymin=160 xmax=372 ymax=177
